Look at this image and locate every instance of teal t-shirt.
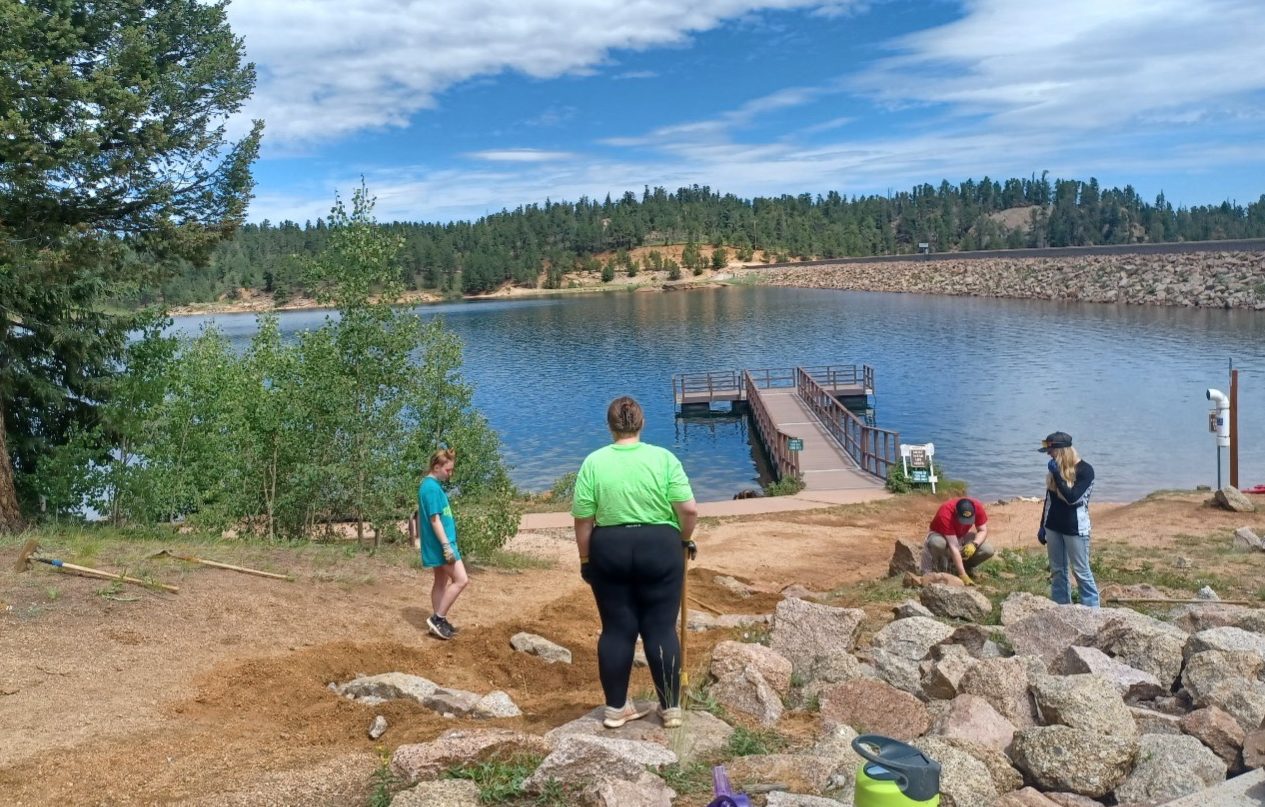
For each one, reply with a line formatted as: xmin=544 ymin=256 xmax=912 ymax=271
xmin=418 ymin=476 xmax=459 ymax=567
xmin=571 ymin=442 xmax=694 ymax=528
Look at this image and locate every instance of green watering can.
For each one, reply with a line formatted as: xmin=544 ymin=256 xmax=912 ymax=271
xmin=852 ymin=734 xmax=941 ymax=807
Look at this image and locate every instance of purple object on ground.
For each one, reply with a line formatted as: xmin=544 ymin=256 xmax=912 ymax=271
xmin=708 ymin=765 xmax=751 ymax=807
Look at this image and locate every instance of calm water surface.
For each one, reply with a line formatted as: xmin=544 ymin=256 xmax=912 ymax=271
xmin=172 ymin=287 xmax=1265 ymax=503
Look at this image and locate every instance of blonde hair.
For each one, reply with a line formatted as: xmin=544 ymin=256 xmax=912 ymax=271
xmin=606 ymin=396 xmax=644 ymax=437
xmin=428 ymin=447 xmax=456 ymax=470
xmin=1046 ymin=446 xmax=1081 ymax=501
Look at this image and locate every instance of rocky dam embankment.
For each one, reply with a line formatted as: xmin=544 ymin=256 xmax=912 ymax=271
xmin=761 ymin=250 xmax=1265 ymax=309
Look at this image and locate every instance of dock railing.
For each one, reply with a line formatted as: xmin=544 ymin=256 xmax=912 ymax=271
xmin=795 ymin=367 xmax=898 ymax=480
xmin=672 ymin=369 xmax=743 ymax=404
xmin=743 ymin=370 xmax=801 ymax=481
xmin=674 ymin=364 xmax=873 ymax=405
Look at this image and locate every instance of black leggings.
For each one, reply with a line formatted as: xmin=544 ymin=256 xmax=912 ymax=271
xmin=589 ymin=524 xmax=685 ymax=709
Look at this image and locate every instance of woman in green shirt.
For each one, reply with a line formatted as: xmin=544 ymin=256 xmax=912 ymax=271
xmin=572 ymin=396 xmax=698 ymax=730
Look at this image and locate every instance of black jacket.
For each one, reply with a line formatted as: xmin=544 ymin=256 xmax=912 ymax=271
xmin=1041 ymin=460 xmax=1095 ymax=536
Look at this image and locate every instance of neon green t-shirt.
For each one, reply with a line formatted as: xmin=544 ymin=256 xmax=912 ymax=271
xmin=571 ymin=442 xmax=694 ymax=528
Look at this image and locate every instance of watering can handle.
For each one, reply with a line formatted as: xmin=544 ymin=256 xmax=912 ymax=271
xmin=851 ymin=734 xmax=941 ymax=803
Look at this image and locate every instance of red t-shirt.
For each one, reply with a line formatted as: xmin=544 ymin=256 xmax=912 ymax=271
xmin=929 ymin=497 xmax=988 ymax=540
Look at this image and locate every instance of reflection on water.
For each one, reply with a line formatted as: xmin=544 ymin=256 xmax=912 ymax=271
xmin=171 ymin=287 xmax=1265 ymax=502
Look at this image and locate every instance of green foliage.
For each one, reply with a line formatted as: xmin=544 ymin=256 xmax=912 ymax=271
xmin=368 ymin=752 xmax=399 ymax=807
xmin=548 ymin=472 xmax=577 ymax=503
xmin=35 ymin=188 xmax=515 ymax=548
xmin=0 ymin=0 xmax=263 ymax=526
xmin=442 ymin=754 xmax=548 ymax=804
xmin=884 ymin=461 xmax=958 ymax=494
xmin=763 ymin=474 xmax=805 ymax=497
xmin=666 ymin=259 xmax=682 ymax=281
xmin=711 ymin=247 xmax=729 ymax=269
xmin=727 ymin=726 xmax=788 ymax=756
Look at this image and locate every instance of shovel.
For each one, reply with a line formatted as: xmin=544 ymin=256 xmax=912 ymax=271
xmin=15 ymin=539 xmax=179 ymax=593
xmin=149 ymin=549 xmax=292 ymax=581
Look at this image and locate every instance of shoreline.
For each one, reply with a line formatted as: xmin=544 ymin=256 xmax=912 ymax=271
xmin=165 ymin=273 xmax=742 ymax=317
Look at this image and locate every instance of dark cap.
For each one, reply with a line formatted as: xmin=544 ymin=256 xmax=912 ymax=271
xmin=1038 ymin=431 xmax=1073 ymax=453
xmin=955 ymin=498 xmax=976 ymax=524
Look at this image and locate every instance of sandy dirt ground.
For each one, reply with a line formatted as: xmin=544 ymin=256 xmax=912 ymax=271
xmin=2 ymin=492 xmax=1263 ymax=805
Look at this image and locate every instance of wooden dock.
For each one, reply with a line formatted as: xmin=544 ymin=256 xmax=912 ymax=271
xmin=673 ymin=364 xmax=898 ymax=490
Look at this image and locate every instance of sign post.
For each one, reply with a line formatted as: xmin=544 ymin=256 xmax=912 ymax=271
xmin=899 ymin=443 xmax=938 ymax=493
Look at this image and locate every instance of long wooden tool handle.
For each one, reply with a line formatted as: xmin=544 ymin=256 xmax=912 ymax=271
xmin=1107 ymin=596 xmax=1256 ymax=606
xmin=41 ymin=559 xmax=179 ymax=594
xmin=679 ymin=549 xmax=690 ymax=692
xmin=183 ymin=556 xmax=292 ymax=580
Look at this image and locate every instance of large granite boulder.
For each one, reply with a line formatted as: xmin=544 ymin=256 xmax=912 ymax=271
xmin=1215 ymin=485 xmax=1257 ymax=512
xmin=391 ymin=729 xmax=550 ymax=782
xmin=1113 ymin=733 xmax=1226 ymax=805
xmin=996 ymin=788 xmax=1061 ymax=807
xmin=931 ymin=693 xmax=1017 ymax=752
xmin=1181 ymin=705 xmax=1246 ymax=770
xmin=1029 ymin=674 xmax=1137 ymax=739
xmin=338 ymin=672 xmax=438 ymax=704
xmin=510 ymin=632 xmax=573 ymax=664
xmin=593 ymin=772 xmax=677 ymax=807
xmin=1129 ymin=706 xmax=1184 ymax=736
xmin=921 ymin=584 xmax=993 ymax=623
xmin=1092 ymin=613 xmax=1187 ymax=689
xmin=1050 ymin=646 xmax=1164 ymax=702
xmin=1003 ymin=606 xmax=1112 ymax=667
xmin=913 ymin=736 xmax=1000 ymax=807
xmin=888 ymin=538 xmax=923 ymax=577
xmin=893 ymin=599 xmax=936 ymax=620
xmin=710 ymin=640 xmax=794 ymax=695
xmin=819 ymin=678 xmax=930 ymax=740
xmin=810 ymin=723 xmax=863 ymax=792
xmin=521 ymin=735 xmax=676 ymax=797
xmin=544 ymin=703 xmax=668 ymax=748
xmin=921 ymin=644 xmax=977 ymax=700
xmin=1008 ymin=726 xmax=1138 ymax=798
xmin=1181 ymin=649 xmax=1265 ymax=704
xmin=770 ymin=598 xmax=865 ymax=680
xmin=999 ymin=592 xmax=1058 ymax=627
xmin=725 ymin=754 xmax=837 ymax=795
xmin=711 ymin=666 xmax=784 ymax=726
xmin=1184 ymin=626 xmax=1265 ymax=661
xmin=958 ymin=656 xmax=1045 ymax=729
xmin=870 ymin=616 xmax=957 ymax=695
xmin=932 ymin=736 xmax=1024 ymax=795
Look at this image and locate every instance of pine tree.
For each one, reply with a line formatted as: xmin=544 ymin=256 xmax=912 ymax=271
xmin=0 ymin=0 xmax=262 ymax=529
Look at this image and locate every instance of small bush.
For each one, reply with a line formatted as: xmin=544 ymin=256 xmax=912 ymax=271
xmin=548 ymin=471 xmax=576 ymax=503
xmin=452 ymin=491 xmax=523 ymax=560
xmin=763 ymin=474 xmax=805 ymax=497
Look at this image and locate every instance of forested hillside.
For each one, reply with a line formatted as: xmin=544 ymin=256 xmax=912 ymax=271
xmin=145 ymin=174 xmax=1265 ymax=305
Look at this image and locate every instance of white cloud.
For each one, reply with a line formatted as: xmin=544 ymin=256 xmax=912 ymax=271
xmin=228 ymin=0 xmax=863 ymax=144
xmin=855 ymin=0 xmax=1265 ymax=130
xmin=466 ymin=149 xmax=575 ymax=162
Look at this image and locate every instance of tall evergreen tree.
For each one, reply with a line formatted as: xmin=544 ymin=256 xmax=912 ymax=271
xmin=0 ymin=0 xmax=263 ymax=529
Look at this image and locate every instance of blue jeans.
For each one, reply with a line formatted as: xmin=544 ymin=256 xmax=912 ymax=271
xmin=1046 ymin=528 xmax=1099 ymax=607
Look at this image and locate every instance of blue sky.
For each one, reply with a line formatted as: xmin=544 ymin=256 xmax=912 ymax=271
xmin=225 ymin=0 xmax=1265 ymax=225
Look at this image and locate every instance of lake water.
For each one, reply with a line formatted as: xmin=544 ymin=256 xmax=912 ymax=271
xmin=171 ymin=287 xmax=1265 ymax=503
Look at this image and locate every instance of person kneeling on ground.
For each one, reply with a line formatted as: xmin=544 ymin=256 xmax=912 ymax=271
xmin=921 ymin=496 xmax=993 ymax=585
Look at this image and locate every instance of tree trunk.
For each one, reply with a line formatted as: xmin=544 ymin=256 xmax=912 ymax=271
xmin=0 ymin=408 xmax=25 ymax=532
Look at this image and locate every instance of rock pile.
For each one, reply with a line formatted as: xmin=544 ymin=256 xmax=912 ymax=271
xmin=362 ymin=588 xmax=1265 ymax=805
xmin=763 ymin=250 xmax=1265 ymax=310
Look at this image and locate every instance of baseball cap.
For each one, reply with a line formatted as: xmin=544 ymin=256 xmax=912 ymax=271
xmin=1038 ymin=431 xmax=1073 ymax=453
xmin=955 ymin=498 xmax=976 ymax=524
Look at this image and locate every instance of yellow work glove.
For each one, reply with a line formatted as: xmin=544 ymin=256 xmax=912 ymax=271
xmin=960 ymin=542 xmax=977 ymax=561
xmin=959 ymin=573 xmax=975 ymax=587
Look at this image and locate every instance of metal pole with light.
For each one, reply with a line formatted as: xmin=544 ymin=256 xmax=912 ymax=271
xmin=1207 ymin=388 xmax=1231 ymax=489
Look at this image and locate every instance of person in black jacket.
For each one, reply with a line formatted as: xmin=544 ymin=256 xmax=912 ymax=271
xmin=1037 ymin=431 xmax=1099 ymax=606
